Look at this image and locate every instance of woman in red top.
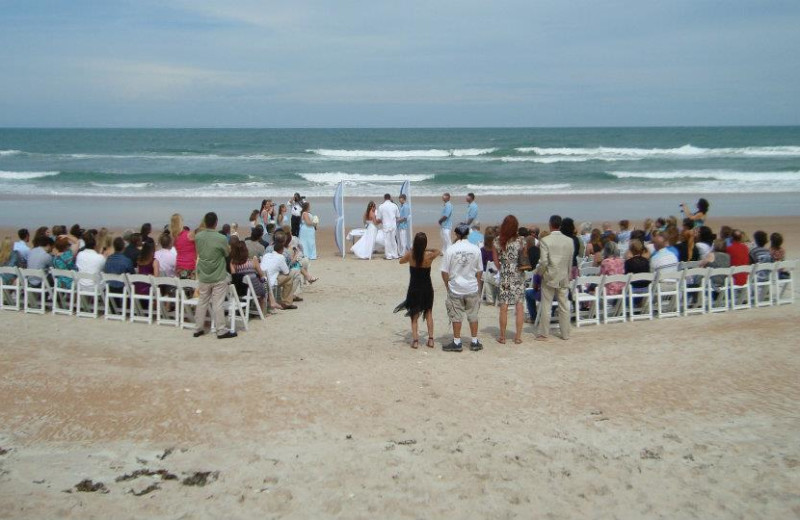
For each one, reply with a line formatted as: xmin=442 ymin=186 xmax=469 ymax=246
xmin=170 ymin=213 xmax=196 ymax=279
xmin=727 ymin=230 xmax=750 ymax=286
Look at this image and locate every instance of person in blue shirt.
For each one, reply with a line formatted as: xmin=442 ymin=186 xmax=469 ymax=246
xmin=465 ymin=193 xmax=479 ymax=227
xmin=438 ymin=192 xmax=453 ymax=254
xmin=104 ymin=237 xmax=135 ymax=292
xmin=397 ymin=194 xmax=411 ymax=253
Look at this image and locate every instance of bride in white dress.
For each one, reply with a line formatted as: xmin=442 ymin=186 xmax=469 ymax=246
xmin=351 ymin=201 xmax=380 ymax=259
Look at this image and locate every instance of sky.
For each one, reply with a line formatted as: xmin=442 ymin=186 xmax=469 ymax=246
xmin=1 ymin=0 xmax=799 ymax=127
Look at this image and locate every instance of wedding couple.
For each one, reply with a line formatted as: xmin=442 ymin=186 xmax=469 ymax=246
xmin=351 ymin=194 xmax=409 ymax=260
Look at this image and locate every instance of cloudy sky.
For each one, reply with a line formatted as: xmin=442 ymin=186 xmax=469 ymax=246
xmin=1 ymin=0 xmax=798 ymax=127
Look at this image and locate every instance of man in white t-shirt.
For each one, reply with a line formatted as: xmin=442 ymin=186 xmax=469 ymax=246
xmin=260 ymin=239 xmax=300 ymax=309
xmin=650 ymin=232 xmax=679 ymax=274
xmin=376 ymin=193 xmax=400 ymax=260
xmin=75 ymin=233 xmax=106 ymax=291
xmin=440 ymin=224 xmax=483 ymax=352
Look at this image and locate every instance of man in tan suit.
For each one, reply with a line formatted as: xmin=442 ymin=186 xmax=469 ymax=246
xmin=534 ymin=215 xmax=573 ymax=340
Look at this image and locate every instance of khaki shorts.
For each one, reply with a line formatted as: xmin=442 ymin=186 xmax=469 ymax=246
xmin=445 ymin=291 xmax=480 ymax=323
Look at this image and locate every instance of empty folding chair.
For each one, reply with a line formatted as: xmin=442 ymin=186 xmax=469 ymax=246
xmin=226 ymin=284 xmax=249 ymax=332
xmin=751 ymin=263 xmax=775 ymax=308
xmin=20 ymin=268 xmax=51 ymax=314
xmin=154 ymin=277 xmax=180 ymax=327
xmin=128 ymin=274 xmax=155 ymax=324
xmin=101 ymin=273 xmax=130 ymax=321
xmin=75 ymin=272 xmax=104 ymax=318
xmin=0 ymin=266 xmax=22 ymax=311
xmin=729 ymin=265 xmax=752 ymax=310
xmin=681 ymin=267 xmax=709 ymax=316
xmin=243 ymin=275 xmax=266 ymax=322
xmin=774 ymin=260 xmax=796 ymax=305
xmin=706 ymin=267 xmax=731 ymax=313
xmin=50 ymin=269 xmax=76 ymax=316
xmin=627 ymin=272 xmax=654 ymax=321
xmin=600 ymin=274 xmax=629 ymax=324
xmin=572 ymin=275 xmax=601 ymax=327
xmin=178 ymin=278 xmax=199 ymax=329
xmin=654 ymin=270 xmax=681 ymax=318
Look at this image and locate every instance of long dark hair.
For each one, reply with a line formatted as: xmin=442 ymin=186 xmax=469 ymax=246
xmin=412 ymin=232 xmax=427 ymax=266
xmin=697 ymin=198 xmax=710 ymax=214
xmin=137 ymin=242 xmax=155 ymax=266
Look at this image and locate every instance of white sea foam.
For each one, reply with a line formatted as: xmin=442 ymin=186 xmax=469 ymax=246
xmin=608 ymin=170 xmax=800 ymax=182
xmin=0 ymin=170 xmax=60 ymax=180
xmin=307 ymin=148 xmax=496 ymax=159
xmin=0 ymin=149 xmax=23 ymax=156
xmin=501 ymin=156 xmax=630 ymax=163
xmin=298 ymin=172 xmax=435 ymax=184
xmin=89 ymin=182 xmax=154 ymax=189
xmin=515 ymin=144 xmax=800 ymax=159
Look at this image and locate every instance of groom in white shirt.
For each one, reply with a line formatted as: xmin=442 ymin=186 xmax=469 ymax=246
xmin=377 ymin=193 xmax=400 ymax=260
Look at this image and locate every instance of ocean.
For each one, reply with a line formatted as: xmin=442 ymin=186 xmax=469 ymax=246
xmin=2 ymin=127 xmax=799 ymax=200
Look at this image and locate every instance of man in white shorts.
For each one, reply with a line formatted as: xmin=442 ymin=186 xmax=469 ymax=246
xmin=438 ymin=192 xmax=453 ymax=255
xmin=441 ymin=224 xmax=483 ymax=352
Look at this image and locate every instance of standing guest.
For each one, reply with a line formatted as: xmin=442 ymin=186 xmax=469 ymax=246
xmin=134 ymin=243 xmax=159 ymax=295
xmin=493 ymin=215 xmax=526 ymax=345
xmin=650 ymin=232 xmax=679 ymax=274
xmin=561 ymin=217 xmax=584 ymax=277
xmin=290 ymin=193 xmax=304 ymax=237
xmin=26 ymin=236 xmax=55 ymax=287
xmin=299 ymin=201 xmax=318 ymax=260
xmin=397 ymin=194 xmax=411 ymax=253
xmin=534 ymin=216 xmax=573 ymax=341
xmin=600 ymin=242 xmax=626 ymax=295
xmin=438 ymin=192 xmax=453 ymax=255
xmin=259 ymin=199 xmax=270 ymax=227
xmin=465 ymin=193 xmax=479 ymax=226
xmin=727 ymin=229 xmax=750 ymax=286
xmin=171 ymin=213 xmax=197 ymax=279
xmin=441 ymin=224 xmax=483 ymax=352
xmin=681 ymin=198 xmax=710 ymax=228
xmin=75 ymin=233 xmax=105 ymax=291
xmin=193 ymin=212 xmax=236 ymax=339
xmin=140 ymin=223 xmax=155 ymax=246
xmin=377 ymin=194 xmax=400 ymax=260
xmin=481 ymin=227 xmax=499 ymax=304
xmin=123 ymin=233 xmax=142 ymax=265
xmin=52 ymin=235 xmax=80 ymax=288
xmin=154 ymin=233 xmax=177 ymax=278
xmin=276 ymin=204 xmax=289 ymax=229
xmin=245 ymin=225 xmax=266 ymax=259
xmin=248 ymin=210 xmax=260 ymax=230
xmin=14 ymin=229 xmax=31 ymax=267
xmin=770 ymin=232 xmax=786 ymax=262
xmin=260 ymin=237 xmax=300 ymax=310
xmin=103 ymin=237 xmax=135 ymax=291
xmin=394 ymin=232 xmax=440 ymax=349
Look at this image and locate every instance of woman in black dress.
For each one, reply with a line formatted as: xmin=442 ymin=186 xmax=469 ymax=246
xmin=394 ymin=232 xmax=440 ymax=349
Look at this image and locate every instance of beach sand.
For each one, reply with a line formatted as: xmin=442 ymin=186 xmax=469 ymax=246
xmin=1 ymin=215 xmax=799 ymax=518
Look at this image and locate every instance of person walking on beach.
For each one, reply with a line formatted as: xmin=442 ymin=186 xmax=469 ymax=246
xmin=465 ymin=192 xmax=479 ymax=227
xmin=438 ymin=192 xmax=453 ymax=255
xmin=377 ymin=193 xmax=400 ymax=260
xmin=441 ymin=224 xmax=483 ymax=352
xmin=397 ymin=194 xmax=411 ymax=253
xmin=394 ymin=232 xmax=439 ymax=349
xmin=193 ymin=212 xmax=236 ymax=339
xmin=534 ymin=215 xmax=573 ymax=341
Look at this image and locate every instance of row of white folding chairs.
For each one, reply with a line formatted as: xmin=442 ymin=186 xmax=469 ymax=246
xmin=570 ymin=261 xmax=796 ymax=327
xmin=0 ymin=267 xmax=264 ymax=332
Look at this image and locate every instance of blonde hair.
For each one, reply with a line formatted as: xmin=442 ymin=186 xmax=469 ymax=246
xmin=0 ymin=236 xmax=11 ymax=264
xmin=169 ymin=213 xmax=183 ymax=238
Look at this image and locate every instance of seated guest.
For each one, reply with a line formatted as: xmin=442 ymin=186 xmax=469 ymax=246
xmin=695 ymin=226 xmax=715 ymax=260
xmin=727 ymin=230 xmax=750 ymax=285
xmin=586 ymin=229 xmax=603 ymax=265
xmin=52 ymin=235 xmax=80 ymax=288
xmin=468 ymin=223 xmax=484 ymax=247
xmin=75 ymin=233 xmax=106 ymax=290
xmin=124 ymin=233 xmax=142 ymax=265
xmin=624 ymin=239 xmax=651 ymax=291
xmin=245 ymin=225 xmax=266 ymax=259
xmin=25 ymin=235 xmax=55 ymax=287
xmin=103 ymin=237 xmax=135 ymax=291
xmin=642 ymin=218 xmax=655 ymax=242
xmin=719 ymin=225 xmax=733 ymax=247
xmin=51 ymin=225 xmax=67 ymax=237
xmin=749 ymin=230 xmax=772 ymax=264
xmin=279 ymin=227 xmax=317 ymax=285
xmin=248 ymin=209 xmax=260 ymax=230
xmin=770 ymin=232 xmax=785 ymax=262
xmin=1 ymin=237 xmax=22 ymax=282
xmin=134 ymin=243 xmax=159 ymax=295
xmin=599 ymin=241 xmax=625 ymax=295
xmin=702 ymin=239 xmax=732 ymax=291
xmin=650 ymin=232 xmax=679 ymax=274
xmin=13 ymin=228 xmax=30 ymax=267
xmin=259 ymin=237 xmax=300 ymax=310
xmin=154 ymin=233 xmax=177 ymax=277
xmin=140 ymin=223 xmax=155 ymax=246
xmin=579 ymin=222 xmax=592 ymax=244
xmin=617 ymin=220 xmax=631 ymax=244
xmin=69 ymin=224 xmax=85 ymax=249
xmin=229 ymin=239 xmax=280 ymax=312
xmin=675 ymin=229 xmax=699 ymax=262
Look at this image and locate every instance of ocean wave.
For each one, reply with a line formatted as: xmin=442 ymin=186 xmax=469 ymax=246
xmin=212 ymin=181 xmax=274 ymax=189
xmin=306 ymin=148 xmax=497 ymax=159
xmin=0 ymin=149 xmax=23 ymax=156
xmin=516 ymin=144 xmax=800 ymax=159
xmin=89 ymin=182 xmax=154 ymax=189
xmin=501 ymin=156 xmax=632 ymax=164
xmin=298 ymin=172 xmax=435 ymax=184
xmin=0 ymin=170 xmax=60 ymax=180
xmin=608 ymin=170 xmax=800 ymax=182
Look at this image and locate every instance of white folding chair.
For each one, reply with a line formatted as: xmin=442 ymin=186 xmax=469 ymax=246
xmin=678 ymin=261 xmax=701 ymax=270
xmin=572 ymin=275 xmax=601 ymax=327
xmin=706 ymin=267 xmax=730 ymax=313
xmin=128 ymin=274 xmax=155 ymax=324
xmin=654 ymin=269 xmax=681 ymax=318
xmin=75 ymin=272 xmax=104 ymax=318
xmin=50 ymin=269 xmax=76 ymax=316
xmin=101 ymin=273 xmax=130 ymax=321
xmin=751 ymin=263 xmax=775 ymax=308
xmin=627 ymin=272 xmax=654 ymax=321
xmin=774 ymin=260 xmax=796 ymax=305
xmin=730 ymin=265 xmax=752 ymax=310
xmin=681 ymin=267 xmax=709 ymax=316
xmin=0 ymin=266 xmax=22 ymax=311
xmin=154 ymin=277 xmax=180 ymax=327
xmin=178 ymin=278 xmax=199 ymax=329
xmin=20 ymin=268 xmax=51 ymax=314
xmin=226 ymin=284 xmax=249 ymax=332
xmin=600 ymin=274 xmax=628 ymax=324
xmin=244 ymin=275 xmax=266 ymax=321
xmin=580 ymin=266 xmax=601 ymax=276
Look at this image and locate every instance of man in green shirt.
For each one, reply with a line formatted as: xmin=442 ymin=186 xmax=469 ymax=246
xmin=193 ymin=212 xmax=236 ymax=339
